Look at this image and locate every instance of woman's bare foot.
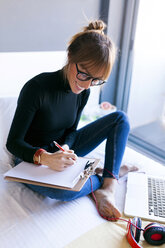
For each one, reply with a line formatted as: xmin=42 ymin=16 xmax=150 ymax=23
xmin=92 ymin=165 xmax=139 ymax=221
xmin=93 ymin=188 xmax=121 ymax=221
xmin=95 ymin=164 xmax=139 ymax=178
xmin=95 ymin=167 xmax=104 ymax=175
xmin=92 ymin=178 xmax=121 ymax=221
xmin=119 ymin=164 xmax=139 ymax=177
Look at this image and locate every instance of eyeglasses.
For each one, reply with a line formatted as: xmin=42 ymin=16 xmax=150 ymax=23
xmin=75 ymin=64 xmax=106 ymax=86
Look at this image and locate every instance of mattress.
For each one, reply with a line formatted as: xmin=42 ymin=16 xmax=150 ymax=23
xmin=1 ymin=142 xmax=165 ymax=248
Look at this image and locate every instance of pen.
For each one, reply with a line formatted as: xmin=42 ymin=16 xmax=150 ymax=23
xmin=53 ymin=141 xmax=65 ymax=152
xmin=53 ymin=141 xmax=75 ymax=162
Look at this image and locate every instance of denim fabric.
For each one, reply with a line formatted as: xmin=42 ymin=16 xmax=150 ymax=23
xmin=25 ymin=174 xmax=103 ymax=201
xmin=71 ymin=111 xmax=130 ymax=179
xmin=20 ymin=111 xmax=130 ymax=201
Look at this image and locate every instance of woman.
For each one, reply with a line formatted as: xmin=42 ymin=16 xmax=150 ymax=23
xmin=6 ymin=20 xmax=131 ymax=220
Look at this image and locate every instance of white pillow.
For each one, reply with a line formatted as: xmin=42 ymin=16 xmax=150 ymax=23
xmin=0 ymin=97 xmax=17 ymax=165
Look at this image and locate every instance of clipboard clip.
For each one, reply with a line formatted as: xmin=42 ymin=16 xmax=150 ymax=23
xmin=80 ymin=160 xmax=95 ymax=179
xmin=72 ymin=160 xmax=95 ymax=185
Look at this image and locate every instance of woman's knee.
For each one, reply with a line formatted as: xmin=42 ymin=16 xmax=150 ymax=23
xmin=116 ymin=111 xmax=130 ymax=127
xmin=109 ymin=110 xmax=130 ymax=131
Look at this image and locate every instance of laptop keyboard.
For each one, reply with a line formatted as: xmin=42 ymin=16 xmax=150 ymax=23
xmin=148 ymin=177 xmax=165 ymax=218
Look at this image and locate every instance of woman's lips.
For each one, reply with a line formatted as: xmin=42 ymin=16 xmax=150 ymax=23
xmin=75 ymin=81 xmax=84 ymax=91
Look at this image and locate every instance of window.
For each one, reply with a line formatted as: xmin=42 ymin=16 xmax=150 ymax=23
xmin=127 ymin=0 xmax=165 ymax=163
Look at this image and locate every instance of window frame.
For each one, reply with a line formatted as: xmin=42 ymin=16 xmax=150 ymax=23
xmin=101 ymin=0 xmax=165 ymax=164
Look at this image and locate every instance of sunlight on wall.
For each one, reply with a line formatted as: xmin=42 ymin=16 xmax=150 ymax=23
xmin=0 ymin=51 xmax=100 ymax=109
xmin=0 ymin=51 xmax=67 ymax=96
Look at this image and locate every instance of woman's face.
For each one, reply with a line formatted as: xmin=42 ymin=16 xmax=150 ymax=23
xmin=67 ymin=63 xmax=104 ymax=94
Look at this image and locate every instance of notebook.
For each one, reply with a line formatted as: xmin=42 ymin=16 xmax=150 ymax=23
xmin=4 ymin=157 xmax=100 ymax=192
xmin=124 ymin=172 xmax=165 ymax=223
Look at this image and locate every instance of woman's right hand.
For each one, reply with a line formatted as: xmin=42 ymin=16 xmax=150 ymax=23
xmin=40 ymin=149 xmax=77 ymax=171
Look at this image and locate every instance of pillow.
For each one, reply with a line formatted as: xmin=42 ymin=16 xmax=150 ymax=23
xmin=0 ymin=97 xmax=17 ymax=165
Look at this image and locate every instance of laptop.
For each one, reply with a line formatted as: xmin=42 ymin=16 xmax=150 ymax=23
xmin=124 ymin=172 xmax=165 ymax=223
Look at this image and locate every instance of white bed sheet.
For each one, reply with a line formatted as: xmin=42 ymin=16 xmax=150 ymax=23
xmin=1 ymin=142 xmax=165 ymax=248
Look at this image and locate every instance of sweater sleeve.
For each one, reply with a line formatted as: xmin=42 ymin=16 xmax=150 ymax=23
xmin=64 ymin=89 xmax=90 ymax=148
xmin=6 ymin=79 xmax=43 ymax=163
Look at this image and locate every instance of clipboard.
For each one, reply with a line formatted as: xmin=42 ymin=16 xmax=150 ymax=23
xmin=4 ymin=157 xmax=100 ymax=192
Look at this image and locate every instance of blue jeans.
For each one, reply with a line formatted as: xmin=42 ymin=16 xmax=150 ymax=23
xmin=23 ymin=111 xmax=130 ymax=201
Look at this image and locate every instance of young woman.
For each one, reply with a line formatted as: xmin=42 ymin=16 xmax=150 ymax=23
xmin=6 ymin=20 xmax=133 ymax=220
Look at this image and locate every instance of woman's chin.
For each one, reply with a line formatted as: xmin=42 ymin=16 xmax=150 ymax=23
xmin=72 ymin=81 xmax=85 ymax=94
xmin=72 ymin=88 xmax=84 ymax=94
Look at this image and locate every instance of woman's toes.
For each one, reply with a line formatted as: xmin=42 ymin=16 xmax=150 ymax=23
xmin=119 ymin=164 xmax=139 ymax=177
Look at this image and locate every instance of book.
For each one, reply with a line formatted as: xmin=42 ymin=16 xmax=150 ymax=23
xmin=4 ymin=157 xmax=100 ymax=191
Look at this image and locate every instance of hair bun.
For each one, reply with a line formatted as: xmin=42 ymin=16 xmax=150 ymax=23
xmin=83 ymin=20 xmax=106 ymax=34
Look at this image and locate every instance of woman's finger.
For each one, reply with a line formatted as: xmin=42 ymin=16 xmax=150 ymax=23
xmin=63 ymin=152 xmax=77 ymax=161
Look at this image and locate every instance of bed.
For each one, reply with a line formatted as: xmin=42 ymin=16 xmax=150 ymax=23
xmin=0 ymin=96 xmax=165 ymax=248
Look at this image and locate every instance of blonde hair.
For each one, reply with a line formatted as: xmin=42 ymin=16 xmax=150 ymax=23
xmin=64 ymin=20 xmax=116 ymax=80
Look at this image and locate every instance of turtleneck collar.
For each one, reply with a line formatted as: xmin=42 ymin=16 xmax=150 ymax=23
xmin=59 ymin=68 xmax=71 ymax=93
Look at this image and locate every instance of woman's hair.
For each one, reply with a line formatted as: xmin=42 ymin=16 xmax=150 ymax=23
xmin=64 ymin=20 xmax=116 ymax=80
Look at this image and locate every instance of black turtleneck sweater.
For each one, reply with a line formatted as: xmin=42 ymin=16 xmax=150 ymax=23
xmin=6 ymin=69 xmax=90 ymax=163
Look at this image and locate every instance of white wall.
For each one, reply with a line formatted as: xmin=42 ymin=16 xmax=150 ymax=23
xmin=0 ymin=52 xmax=100 ymax=110
xmin=0 ymin=51 xmax=67 ymax=96
xmin=0 ymin=0 xmax=100 ymax=52
xmin=0 ymin=0 xmax=101 ymax=101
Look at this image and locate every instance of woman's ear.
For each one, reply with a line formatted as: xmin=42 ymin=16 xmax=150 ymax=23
xmin=67 ymin=52 xmax=71 ymax=62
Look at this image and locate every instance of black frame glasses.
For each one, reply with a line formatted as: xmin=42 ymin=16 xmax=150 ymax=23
xmin=75 ymin=64 xmax=106 ymax=86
